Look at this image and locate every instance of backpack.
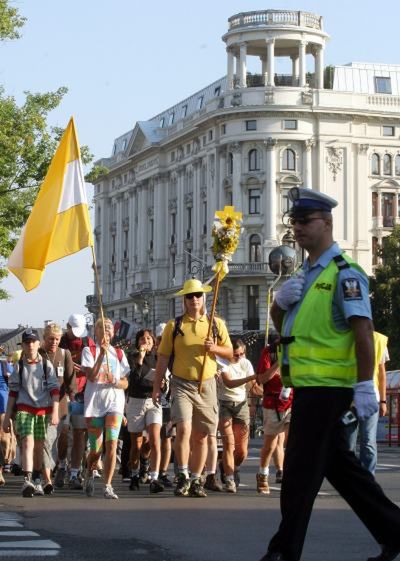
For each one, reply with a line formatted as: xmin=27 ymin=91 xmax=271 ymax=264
xmin=18 ymin=356 xmax=50 ymax=385
xmin=89 ymin=345 xmax=123 ymax=362
xmin=168 ymin=314 xmax=219 ymax=373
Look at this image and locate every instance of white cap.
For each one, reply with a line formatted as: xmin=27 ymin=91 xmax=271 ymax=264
xmin=155 ymin=323 xmax=167 ymax=337
xmin=67 ymin=313 xmax=88 ymax=338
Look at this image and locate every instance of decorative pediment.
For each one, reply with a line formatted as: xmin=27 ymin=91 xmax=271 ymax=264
xmin=372 ymin=178 xmax=400 ymax=190
xmin=127 ymin=125 xmax=148 ymax=155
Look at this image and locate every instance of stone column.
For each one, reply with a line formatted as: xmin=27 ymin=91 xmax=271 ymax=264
xmin=137 ymin=183 xmax=148 ymax=265
xmin=303 ymin=139 xmax=315 ymax=188
xmin=260 ymin=55 xmax=268 ymax=86
xmin=239 ymin=42 xmax=247 ymax=88
xmin=377 ymin=191 xmax=383 ymax=228
xmin=227 ymin=47 xmax=235 ymax=90
xmin=218 ymin=147 xmax=227 ymax=209
xmin=264 ymin=137 xmax=278 ymax=245
xmin=291 ymin=55 xmax=299 ymax=86
xmin=267 ymin=39 xmax=275 ymax=87
xmin=316 ymin=46 xmax=324 ymax=89
xmin=299 ymin=41 xmax=307 ymax=87
xmin=394 ymin=190 xmax=399 ymax=224
xmin=176 ymin=166 xmax=186 ymax=282
xmin=230 ymin=143 xmax=242 ymax=209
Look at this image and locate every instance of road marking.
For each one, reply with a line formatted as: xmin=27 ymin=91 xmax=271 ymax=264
xmin=0 ymin=551 xmax=58 ymax=557
xmin=0 ymin=532 xmax=39 ymax=537
xmin=0 ymin=522 xmax=23 ymax=528
xmin=0 ymin=540 xmax=60 ymax=549
xmin=377 ymin=464 xmax=400 ymax=469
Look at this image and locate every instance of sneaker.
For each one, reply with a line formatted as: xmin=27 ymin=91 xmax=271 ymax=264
xmin=275 ymin=470 xmax=283 ymax=484
xmin=234 ymin=469 xmax=240 ymax=487
xmin=129 ymin=474 xmax=140 ymax=490
xmin=256 ymin=473 xmax=270 ymax=495
xmin=54 ymin=467 xmax=66 ymax=489
xmin=204 ymin=473 xmax=223 ymax=492
xmin=139 ymin=466 xmax=150 ymax=484
xmin=174 ymin=473 xmax=190 ymax=497
xmin=3 ymin=464 xmax=11 ymax=474
xmin=104 ymin=484 xmax=118 ymax=499
xmin=159 ymin=473 xmax=173 ymax=488
xmin=122 ymin=475 xmax=131 ymax=482
xmin=33 ymin=479 xmax=44 ymax=496
xmin=21 ymin=477 xmax=35 ymax=498
xmin=92 ymin=469 xmax=101 ymax=479
xmin=85 ymin=475 xmax=95 ymax=497
xmin=224 ymin=479 xmax=237 ymax=494
xmin=0 ymin=471 xmax=5 ymax=486
xmin=189 ymin=478 xmax=207 ymax=498
xmin=149 ymin=479 xmax=164 ymax=494
xmin=43 ymin=482 xmax=54 ymax=495
xmin=69 ymin=475 xmax=84 ymax=490
xmin=219 ymin=460 xmax=226 ymax=484
xmin=11 ymin=463 xmax=23 ymax=476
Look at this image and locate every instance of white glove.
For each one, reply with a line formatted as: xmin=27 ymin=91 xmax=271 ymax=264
xmin=275 ymin=271 xmax=305 ymax=311
xmin=353 ymin=380 xmax=379 ymax=420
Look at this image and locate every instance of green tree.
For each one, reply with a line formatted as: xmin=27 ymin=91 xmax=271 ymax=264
xmin=370 ymin=226 xmax=400 ymax=368
xmin=0 ymin=1 xmax=94 ymax=299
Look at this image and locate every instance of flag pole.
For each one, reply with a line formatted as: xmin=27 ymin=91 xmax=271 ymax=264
xmin=90 ymin=245 xmax=111 ymax=377
xmin=198 ymin=271 xmax=222 ymax=394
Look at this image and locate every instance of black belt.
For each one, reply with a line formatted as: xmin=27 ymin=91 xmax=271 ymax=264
xmin=280 ymin=336 xmax=295 ymax=345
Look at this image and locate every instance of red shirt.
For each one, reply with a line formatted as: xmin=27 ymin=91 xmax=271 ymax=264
xmin=59 ymin=334 xmax=95 ymax=393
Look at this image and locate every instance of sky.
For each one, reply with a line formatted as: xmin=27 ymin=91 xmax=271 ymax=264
xmin=0 ymin=0 xmax=399 ymax=328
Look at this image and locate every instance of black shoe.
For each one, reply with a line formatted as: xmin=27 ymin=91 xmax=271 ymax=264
xmin=43 ymin=482 xmax=54 ymax=495
xmin=149 ymin=479 xmax=164 ymax=494
xmin=259 ymin=552 xmax=288 ymax=561
xmin=129 ymin=474 xmax=140 ymax=490
xmin=219 ymin=460 xmax=226 ymax=484
xmin=159 ymin=473 xmax=173 ymax=488
xmin=139 ymin=460 xmax=150 ymax=483
xmin=367 ymin=545 xmax=400 ymax=561
xmin=204 ymin=473 xmax=223 ymax=492
xmin=275 ymin=469 xmax=283 ymax=484
xmin=234 ymin=469 xmax=240 ymax=487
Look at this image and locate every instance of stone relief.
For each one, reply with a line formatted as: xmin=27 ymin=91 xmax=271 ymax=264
xmin=302 ymin=90 xmax=313 ymax=105
xmin=265 ymin=89 xmax=275 ymax=104
xmin=231 ymin=91 xmax=242 ymax=106
xmin=326 ymin=147 xmax=343 ymax=181
xmin=168 ymin=198 xmax=177 ymax=211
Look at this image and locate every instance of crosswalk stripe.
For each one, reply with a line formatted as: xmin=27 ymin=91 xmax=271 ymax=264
xmin=0 ymin=532 xmax=39 ymax=537
xmin=0 ymin=522 xmax=23 ymax=528
xmin=0 ymin=540 xmax=60 ymax=549
xmin=0 ymin=551 xmax=59 ymax=557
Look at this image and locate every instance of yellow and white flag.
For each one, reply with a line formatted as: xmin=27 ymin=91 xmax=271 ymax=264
xmin=8 ymin=117 xmax=94 ymax=291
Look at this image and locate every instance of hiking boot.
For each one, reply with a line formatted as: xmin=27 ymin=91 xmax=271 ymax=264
xmin=69 ymin=475 xmax=83 ymax=490
xmin=21 ymin=477 xmax=35 ymax=498
xmin=129 ymin=474 xmax=140 ymax=490
xmin=224 ymin=479 xmax=237 ymax=493
xmin=92 ymin=469 xmax=101 ymax=479
xmin=85 ymin=475 xmax=95 ymax=497
xmin=149 ymin=479 xmax=164 ymax=494
xmin=275 ymin=470 xmax=283 ymax=484
xmin=234 ymin=469 xmax=240 ymax=487
xmin=54 ymin=467 xmax=66 ymax=488
xmin=219 ymin=460 xmax=226 ymax=484
xmin=174 ymin=473 xmax=190 ymax=497
xmin=139 ymin=460 xmax=150 ymax=483
xmin=43 ymin=482 xmax=54 ymax=495
xmin=189 ymin=478 xmax=207 ymax=498
xmin=204 ymin=473 xmax=223 ymax=492
xmin=256 ymin=473 xmax=270 ymax=495
xmin=33 ymin=479 xmax=44 ymax=496
xmin=104 ymin=484 xmax=118 ymax=499
xmin=159 ymin=473 xmax=173 ymax=488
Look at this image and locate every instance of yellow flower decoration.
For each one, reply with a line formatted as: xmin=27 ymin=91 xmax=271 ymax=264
xmin=211 ymin=206 xmax=243 ymax=279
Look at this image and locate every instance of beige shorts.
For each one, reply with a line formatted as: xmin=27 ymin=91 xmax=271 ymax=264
xmin=126 ymin=397 xmax=162 ymax=433
xmin=263 ymin=408 xmax=291 ymax=436
xmin=219 ymin=400 xmax=250 ymax=425
xmin=171 ymin=375 xmax=218 ymax=436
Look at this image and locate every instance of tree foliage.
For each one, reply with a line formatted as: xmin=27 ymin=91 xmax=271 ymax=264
xmin=370 ymin=226 xmax=400 ymax=368
xmin=0 ymin=0 xmax=25 ymax=40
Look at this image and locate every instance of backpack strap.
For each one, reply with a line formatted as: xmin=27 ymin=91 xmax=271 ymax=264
xmin=168 ymin=315 xmax=184 ymax=373
xmin=18 ymin=356 xmax=49 ymax=385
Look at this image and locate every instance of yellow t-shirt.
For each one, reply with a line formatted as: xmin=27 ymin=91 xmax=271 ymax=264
xmin=373 ymin=331 xmax=388 ymax=390
xmin=157 ymin=314 xmax=231 ymax=381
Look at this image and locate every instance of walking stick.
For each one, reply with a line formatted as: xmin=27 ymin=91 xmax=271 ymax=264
xmin=91 ymin=246 xmax=111 ymax=376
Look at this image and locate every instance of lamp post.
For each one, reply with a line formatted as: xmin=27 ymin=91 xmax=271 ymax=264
xmin=142 ymin=300 xmax=149 ymax=328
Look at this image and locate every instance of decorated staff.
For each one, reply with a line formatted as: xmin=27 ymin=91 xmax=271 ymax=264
xmin=199 ymin=206 xmax=242 ymax=393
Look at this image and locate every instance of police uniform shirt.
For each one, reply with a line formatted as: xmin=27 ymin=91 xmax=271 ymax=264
xmin=281 ymin=242 xmax=372 ymax=364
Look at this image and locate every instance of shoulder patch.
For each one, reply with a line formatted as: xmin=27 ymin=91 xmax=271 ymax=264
xmin=341 ymin=278 xmax=362 ymax=301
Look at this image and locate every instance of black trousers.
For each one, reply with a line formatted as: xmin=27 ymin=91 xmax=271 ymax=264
xmin=267 ymin=387 xmax=400 ymax=561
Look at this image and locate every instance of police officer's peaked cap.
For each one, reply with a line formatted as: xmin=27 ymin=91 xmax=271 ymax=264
xmin=288 ymin=187 xmax=338 ymax=216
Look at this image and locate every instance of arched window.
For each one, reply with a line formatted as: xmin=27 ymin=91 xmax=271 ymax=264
xmin=282 ymin=148 xmax=295 ymax=171
xmin=249 ymin=234 xmax=261 ymax=262
xmin=384 ymin=154 xmax=392 ymax=176
xmin=371 ymin=153 xmax=380 ymax=175
xmin=228 ymin=152 xmax=233 ymax=175
xmin=248 ymin=149 xmax=259 ymax=171
xmin=395 ymin=155 xmax=400 ymax=176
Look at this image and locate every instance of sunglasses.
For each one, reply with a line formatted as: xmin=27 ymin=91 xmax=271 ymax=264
xmin=289 ymin=216 xmax=325 ymax=226
xmin=185 ymin=292 xmax=204 ymax=300
xmin=233 ymin=352 xmax=245 ymax=358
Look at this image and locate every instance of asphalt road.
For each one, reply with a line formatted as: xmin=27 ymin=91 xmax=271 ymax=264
xmin=0 ymin=441 xmax=400 ymax=561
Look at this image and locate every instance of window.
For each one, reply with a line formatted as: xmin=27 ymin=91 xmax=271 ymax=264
xmin=221 ymin=124 xmax=226 ymax=135
xmin=372 ymin=236 xmax=379 ymax=267
xmin=382 ymin=193 xmax=394 ymax=227
xmin=214 ymin=86 xmax=221 ymax=96
xmin=284 ymin=119 xmax=297 ymax=130
xmin=208 ymin=130 xmax=213 ymax=141
xmin=202 ymin=201 xmax=207 ymax=235
xmin=383 ymin=126 xmax=395 ymax=137
xmin=282 ymin=148 xmax=296 ymax=171
xmin=372 ymin=192 xmax=378 ymax=217
xmin=248 ymin=149 xmax=259 ymax=171
xmin=371 ymin=153 xmax=380 ymax=175
xmin=122 ymin=139 xmax=127 ymax=151
xmin=112 ymin=144 xmax=117 ymax=155
xmin=246 ymin=120 xmax=257 ymax=131
xmin=168 ymin=112 xmax=175 ymax=126
xmin=375 ymin=77 xmax=392 ymax=94
xmin=246 ymin=285 xmax=260 ymax=330
xmin=281 ymin=189 xmax=291 ymax=214
xmin=249 ymin=235 xmax=261 ymax=263
xmin=197 ymin=96 xmax=204 ymax=109
xmin=226 ymin=190 xmax=233 ymax=206
xmin=171 ymin=151 xmax=175 ymax=162
xmin=186 ymin=144 xmax=191 ymax=155
xmin=182 ymin=104 xmax=188 ymax=117
xmin=395 ymin=155 xmax=400 ymax=176
xmin=159 ymin=117 xmax=165 ymax=128
xmin=249 ymin=188 xmax=261 ymax=214
xmin=203 ymin=135 xmax=207 ymax=146
xmin=384 ymin=154 xmax=392 ymax=175
xmin=228 ymin=152 xmax=233 ymax=174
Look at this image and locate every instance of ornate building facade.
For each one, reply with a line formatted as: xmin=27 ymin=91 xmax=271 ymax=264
xmin=89 ymin=9 xmax=400 ymax=332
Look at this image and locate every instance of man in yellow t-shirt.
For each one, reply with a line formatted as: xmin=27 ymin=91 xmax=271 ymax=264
xmin=153 ymin=278 xmax=232 ymax=498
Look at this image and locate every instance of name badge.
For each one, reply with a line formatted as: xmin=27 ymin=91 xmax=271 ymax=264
xmin=57 ymin=366 xmax=64 ymax=378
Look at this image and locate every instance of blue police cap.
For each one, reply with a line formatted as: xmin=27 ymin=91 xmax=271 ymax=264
xmin=288 ymin=187 xmax=338 ymax=216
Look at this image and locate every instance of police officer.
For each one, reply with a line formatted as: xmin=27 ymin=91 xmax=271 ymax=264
xmin=260 ymin=188 xmax=400 ymax=561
